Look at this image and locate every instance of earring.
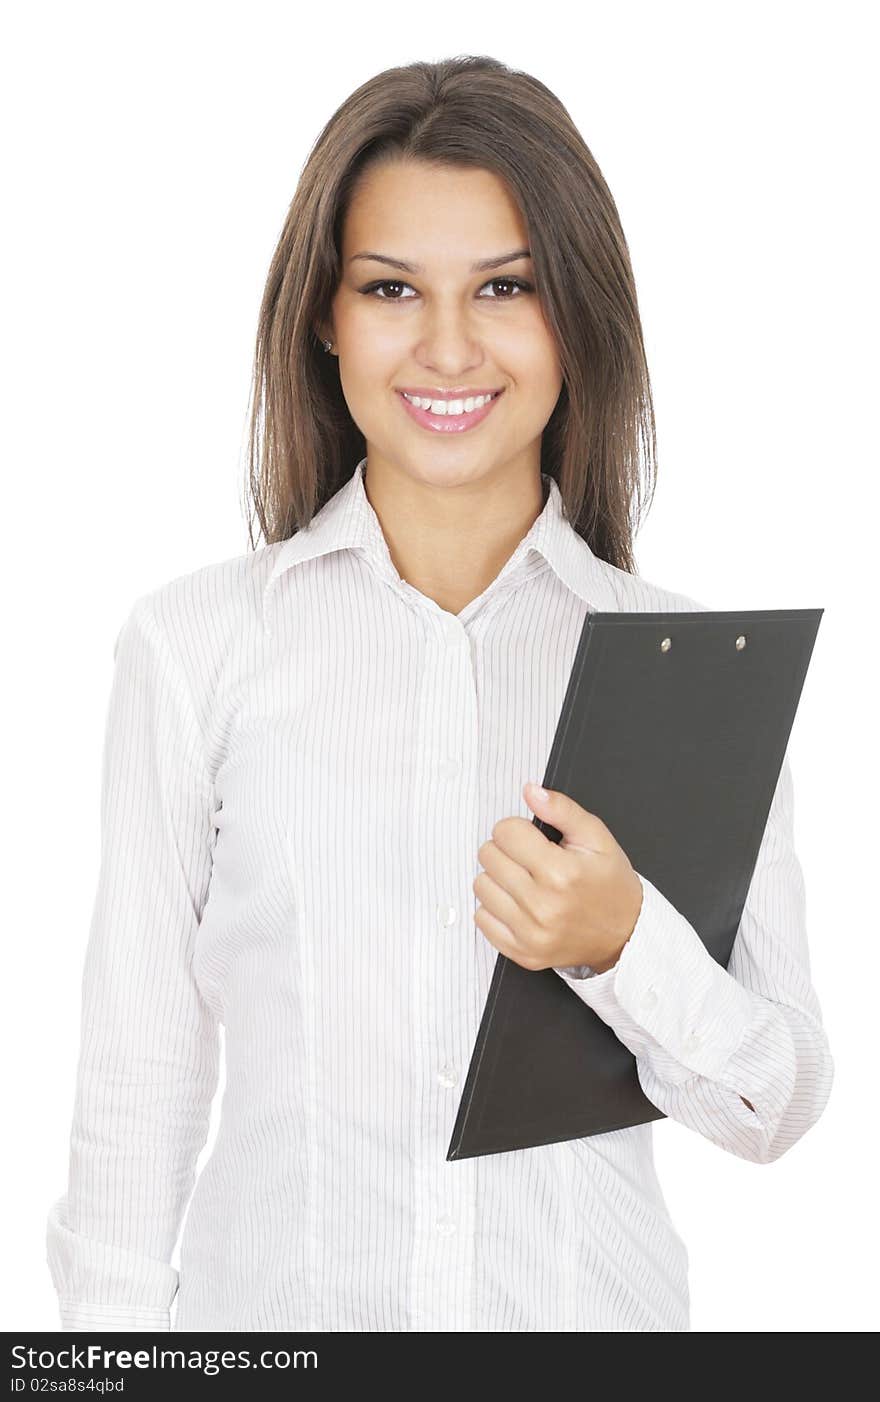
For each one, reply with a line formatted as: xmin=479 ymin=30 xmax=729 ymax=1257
xmin=322 ymin=339 xmax=333 ymax=353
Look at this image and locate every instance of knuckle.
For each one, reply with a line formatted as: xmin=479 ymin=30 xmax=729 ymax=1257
xmin=543 ymin=860 xmax=567 ymax=894
xmin=531 ymin=894 xmax=556 ymax=929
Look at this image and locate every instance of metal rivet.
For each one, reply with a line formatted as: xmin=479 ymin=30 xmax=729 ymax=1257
xmin=735 ymin=634 xmax=747 ymax=650
xmin=660 ymin=636 xmax=672 ymax=652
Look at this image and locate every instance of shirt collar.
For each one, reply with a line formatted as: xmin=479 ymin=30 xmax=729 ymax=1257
xmin=262 ymin=456 xmax=619 ymax=631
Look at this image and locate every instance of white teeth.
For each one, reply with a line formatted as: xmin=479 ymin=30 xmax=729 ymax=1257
xmin=402 ymin=392 xmax=497 ymax=415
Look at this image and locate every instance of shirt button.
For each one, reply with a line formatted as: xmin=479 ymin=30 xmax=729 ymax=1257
xmin=435 ymin=1215 xmax=456 ymax=1237
xmin=437 ymin=1064 xmax=459 ymax=1088
xmin=436 ymin=904 xmax=457 ymax=927
xmin=438 ymin=757 xmax=460 ymax=780
xmin=685 ymin=1030 xmax=702 ymax=1049
xmin=443 ymin=615 xmax=463 ymax=644
xmin=642 ymin=986 xmax=659 ymax=1010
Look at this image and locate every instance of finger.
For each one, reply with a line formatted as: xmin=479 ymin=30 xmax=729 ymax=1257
xmin=473 ymin=869 xmax=524 ymax=938
xmin=476 ymin=837 xmax=535 ymax=909
xmin=490 ymin=814 xmax=568 ymax=883
xmin=524 ymin=784 xmax=613 ymax=855
xmin=473 ymin=899 xmax=532 ymax=966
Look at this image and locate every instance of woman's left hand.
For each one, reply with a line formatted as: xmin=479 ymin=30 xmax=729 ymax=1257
xmin=473 ymin=782 xmax=644 ymax=975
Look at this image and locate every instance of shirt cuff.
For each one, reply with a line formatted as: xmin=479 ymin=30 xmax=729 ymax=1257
xmin=46 ymin=1195 xmax=180 ymax=1334
xmin=58 ymin=1299 xmax=171 ymax=1330
xmin=553 ymin=871 xmax=758 ymax=1079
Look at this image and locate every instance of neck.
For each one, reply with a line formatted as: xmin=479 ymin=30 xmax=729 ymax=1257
xmin=362 ymin=452 xmax=547 ymax=616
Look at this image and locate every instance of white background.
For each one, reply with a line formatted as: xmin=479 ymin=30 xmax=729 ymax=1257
xmin=4 ymin=0 xmax=876 ymax=1334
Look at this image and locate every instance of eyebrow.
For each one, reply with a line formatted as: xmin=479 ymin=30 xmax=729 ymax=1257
xmin=348 ymin=248 xmax=532 ymax=274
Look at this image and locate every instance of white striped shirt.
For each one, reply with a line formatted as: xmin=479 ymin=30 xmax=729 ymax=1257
xmin=46 ymin=457 xmax=834 ymax=1332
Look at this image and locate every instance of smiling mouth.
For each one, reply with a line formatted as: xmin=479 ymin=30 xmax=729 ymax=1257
xmin=396 ymin=388 xmax=504 ymax=434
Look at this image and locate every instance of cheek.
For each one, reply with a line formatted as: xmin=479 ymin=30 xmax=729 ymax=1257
xmin=339 ymin=298 xmax=406 ymax=363
xmin=497 ymin=318 xmax=563 ymax=396
xmin=338 ymin=327 xmax=409 ymax=417
xmin=529 ymin=326 xmax=565 ymax=394
xmin=513 ymin=354 xmax=565 ymax=416
xmin=335 ymin=322 xmax=397 ymax=415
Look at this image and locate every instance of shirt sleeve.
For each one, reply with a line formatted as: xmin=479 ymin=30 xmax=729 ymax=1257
xmin=45 ymin=594 xmax=220 ymax=1331
xmin=553 ymin=752 xmax=835 ymax=1164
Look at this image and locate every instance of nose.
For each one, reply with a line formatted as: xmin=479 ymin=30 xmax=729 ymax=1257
xmin=415 ymin=302 xmax=485 ymax=379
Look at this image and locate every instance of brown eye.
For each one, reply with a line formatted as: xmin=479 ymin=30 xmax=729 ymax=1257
xmin=358 ymin=276 xmax=533 ymax=302
xmin=361 ymin=280 xmax=416 ymax=300
xmin=480 ymin=277 xmax=532 ymax=299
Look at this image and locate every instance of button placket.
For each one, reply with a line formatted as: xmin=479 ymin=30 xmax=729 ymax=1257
xmin=406 ymin=610 xmax=479 ymax=1330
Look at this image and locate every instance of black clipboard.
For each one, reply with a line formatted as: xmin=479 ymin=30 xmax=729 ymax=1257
xmin=447 ymin=608 xmax=823 ymax=1161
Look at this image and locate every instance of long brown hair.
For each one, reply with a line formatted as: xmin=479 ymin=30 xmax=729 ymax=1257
xmin=245 ymin=54 xmax=657 ymax=575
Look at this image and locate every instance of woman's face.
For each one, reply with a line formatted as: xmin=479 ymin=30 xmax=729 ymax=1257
xmin=326 ymin=159 xmax=564 ymax=491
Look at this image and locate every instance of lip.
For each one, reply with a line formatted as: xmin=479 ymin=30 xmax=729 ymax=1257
xmin=397 ymin=386 xmax=503 ymax=398
xmin=396 ymin=388 xmax=504 ymax=435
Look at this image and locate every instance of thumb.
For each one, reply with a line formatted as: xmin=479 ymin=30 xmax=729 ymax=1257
xmin=523 ymin=781 xmax=606 ymax=852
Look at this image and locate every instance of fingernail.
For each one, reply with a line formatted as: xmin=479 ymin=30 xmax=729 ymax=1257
xmin=527 ymin=782 xmax=550 ymax=802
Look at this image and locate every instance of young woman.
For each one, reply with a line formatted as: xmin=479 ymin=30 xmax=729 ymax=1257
xmin=46 ymin=54 xmax=834 ymax=1333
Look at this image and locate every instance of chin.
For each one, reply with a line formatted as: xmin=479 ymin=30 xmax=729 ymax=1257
xmin=398 ymin=453 xmax=501 ymax=488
